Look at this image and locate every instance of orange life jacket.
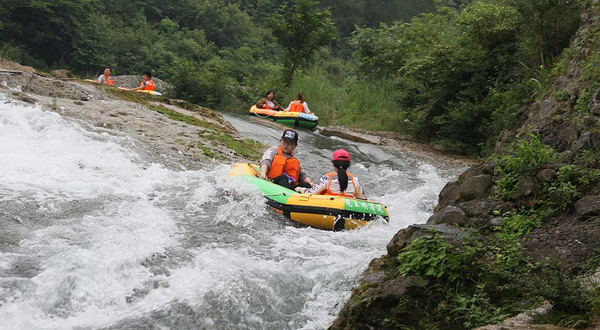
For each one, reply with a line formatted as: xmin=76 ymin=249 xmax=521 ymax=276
xmin=101 ymin=75 xmax=115 ymax=85
xmin=322 ymin=171 xmax=357 ymax=197
xmin=267 ymin=147 xmax=301 ymax=184
xmin=289 ymin=102 xmax=304 ymax=112
xmin=140 ymin=80 xmax=156 ymax=91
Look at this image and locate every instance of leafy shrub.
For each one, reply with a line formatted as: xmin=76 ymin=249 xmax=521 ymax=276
xmin=397 ymin=234 xmax=460 ymax=280
xmin=495 ymin=135 xmax=558 ymax=200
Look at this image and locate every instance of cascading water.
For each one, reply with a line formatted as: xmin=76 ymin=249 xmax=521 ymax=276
xmin=0 ymin=91 xmax=466 ymax=330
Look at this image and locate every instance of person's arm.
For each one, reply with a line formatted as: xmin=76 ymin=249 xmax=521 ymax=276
xmin=259 ymin=147 xmax=276 ymax=180
xmin=283 ymin=102 xmax=292 ymax=112
xmin=296 ymin=175 xmax=328 ymax=193
xmin=354 ymin=176 xmax=366 ymax=199
xmin=260 ymin=164 xmax=269 ymax=180
xmin=303 ymin=102 xmax=311 ymax=114
xmin=131 ymin=83 xmax=145 ymax=91
xmin=97 ymin=75 xmax=105 ymax=83
xmin=256 ymin=98 xmax=266 ymax=108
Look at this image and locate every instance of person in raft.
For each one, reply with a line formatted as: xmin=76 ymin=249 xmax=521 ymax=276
xmin=284 ymin=93 xmax=312 ymax=114
xmin=260 ymin=129 xmax=313 ymax=189
xmin=97 ymin=67 xmax=115 ymax=85
xmin=294 ymin=149 xmax=365 ymax=199
xmin=256 ymin=90 xmax=282 ymax=110
xmin=122 ymin=72 xmax=156 ymax=91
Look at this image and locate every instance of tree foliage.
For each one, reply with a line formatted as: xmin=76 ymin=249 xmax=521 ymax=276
xmin=270 ymin=0 xmax=336 ymax=84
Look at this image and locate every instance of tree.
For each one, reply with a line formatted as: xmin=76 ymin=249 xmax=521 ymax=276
xmin=270 ymin=0 xmax=336 ymax=85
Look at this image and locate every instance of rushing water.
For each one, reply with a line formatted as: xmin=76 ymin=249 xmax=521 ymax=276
xmin=0 ymin=92 xmax=465 ymax=330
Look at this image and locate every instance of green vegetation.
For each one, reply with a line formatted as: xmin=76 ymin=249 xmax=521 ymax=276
xmin=495 ymin=135 xmax=559 ymax=200
xmin=395 ymin=221 xmax=598 ymax=329
xmin=270 ymin=0 xmax=335 ymax=84
xmin=0 ymin=0 xmax=587 ymax=155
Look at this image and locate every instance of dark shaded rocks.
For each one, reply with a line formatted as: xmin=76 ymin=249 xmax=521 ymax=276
xmin=515 ymin=175 xmax=542 ymax=199
xmin=458 ymin=198 xmax=508 ymax=218
xmin=460 ymin=174 xmax=492 ymax=200
xmin=387 ymin=224 xmax=471 ymax=257
xmin=333 ymin=224 xmax=471 ymax=330
xmin=426 ymin=206 xmax=466 ymax=226
xmin=435 ymin=166 xmax=493 ymax=212
xmin=575 ymin=195 xmax=600 ymax=216
xmin=537 ymin=168 xmax=557 ymax=182
xmin=435 ymin=181 xmax=460 ymax=212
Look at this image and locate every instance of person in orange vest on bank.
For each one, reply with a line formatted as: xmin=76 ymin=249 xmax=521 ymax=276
xmin=96 ymin=67 xmax=115 ymax=85
xmin=295 ymin=149 xmax=365 ymax=199
xmin=137 ymin=72 xmax=156 ymax=91
xmin=284 ymin=93 xmax=312 ymax=114
xmin=127 ymin=72 xmax=156 ymax=91
xmin=259 ymin=129 xmax=314 ymax=189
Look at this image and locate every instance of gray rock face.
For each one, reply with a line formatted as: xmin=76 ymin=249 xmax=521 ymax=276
xmin=435 ymin=182 xmax=461 ymax=211
xmin=537 ymin=169 xmax=557 ymax=182
xmin=515 ymin=175 xmax=539 ymax=198
xmin=427 ymin=206 xmax=467 ymax=226
xmin=386 ymin=224 xmax=471 ymax=256
xmin=458 ymin=199 xmax=497 ymax=217
xmin=575 ymin=195 xmax=600 ymax=216
xmin=459 ymin=174 xmax=492 ymax=200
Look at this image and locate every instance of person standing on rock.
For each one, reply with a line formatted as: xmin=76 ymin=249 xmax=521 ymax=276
xmin=260 ymin=129 xmax=313 ymax=189
xmin=97 ymin=68 xmax=115 ymax=85
xmin=295 ymin=149 xmax=365 ymax=199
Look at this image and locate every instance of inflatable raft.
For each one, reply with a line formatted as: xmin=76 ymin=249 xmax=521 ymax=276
xmin=249 ymin=105 xmax=318 ymax=129
xmin=229 ymin=163 xmax=389 ymax=230
xmin=136 ymin=90 xmax=162 ymax=96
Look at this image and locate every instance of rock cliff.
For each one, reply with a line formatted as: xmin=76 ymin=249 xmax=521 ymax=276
xmin=331 ymin=0 xmax=600 ymax=329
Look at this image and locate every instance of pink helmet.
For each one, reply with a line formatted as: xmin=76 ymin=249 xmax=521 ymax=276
xmin=332 ymin=149 xmax=351 ymax=162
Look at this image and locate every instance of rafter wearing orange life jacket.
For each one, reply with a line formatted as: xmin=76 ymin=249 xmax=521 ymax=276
xmin=139 ymin=80 xmax=156 ymax=91
xmin=267 ymin=146 xmax=300 ymax=184
xmin=288 ymin=102 xmax=304 ymax=112
xmin=322 ymin=172 xmax=358 ymax=197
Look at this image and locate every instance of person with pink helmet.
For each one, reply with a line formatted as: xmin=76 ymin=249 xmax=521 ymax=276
xmin=295 ymin=149 xmax=365 ymax=198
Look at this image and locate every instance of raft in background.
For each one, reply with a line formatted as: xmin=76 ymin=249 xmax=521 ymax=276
xmin=229 ymin=163 xmax=389 ymax=231
xmin=136 ymin=90 xmax=162 ymax=96
xmin=249 ymin=105 xmax=319 ymax=129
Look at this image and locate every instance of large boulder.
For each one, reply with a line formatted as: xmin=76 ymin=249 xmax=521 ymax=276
xmin=575 ymin=195 xmax=600 ymax=216
xmin=459 ymin=174 xmax=493 ymax=200
xmin=427 ymin=206 xmax=467 ymax=226
xmin=435 ymin=182 xmax=461 ymax=211
xmin=387 ymin=224 xmax=471 ymax=256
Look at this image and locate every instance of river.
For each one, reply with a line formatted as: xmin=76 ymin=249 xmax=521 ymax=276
xmin=0 ymin=92 xmax=466 ymax=330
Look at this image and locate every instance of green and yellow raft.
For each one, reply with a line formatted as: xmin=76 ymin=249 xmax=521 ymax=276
xmin=248 ymin=105 xmax=319 ymax=129
xmin=229 ymin=163 xmax=389 ymax=231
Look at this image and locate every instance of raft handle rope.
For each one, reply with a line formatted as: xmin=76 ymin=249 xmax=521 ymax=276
xmin=251 ymin=109 xmax=275 ymax=118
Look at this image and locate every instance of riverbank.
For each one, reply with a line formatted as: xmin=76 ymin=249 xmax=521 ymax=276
xmin=1 ymin=58 xmax=475 ymax=170
xmin=0 ymin=60 xmax=264 ymax=171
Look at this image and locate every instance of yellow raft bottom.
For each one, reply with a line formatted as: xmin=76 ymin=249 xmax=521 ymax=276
xmin=230 ymin=163 xmax=385 ymax=230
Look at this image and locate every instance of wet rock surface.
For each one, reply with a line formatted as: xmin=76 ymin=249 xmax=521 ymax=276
xmin=0 ymin=60 xmax=263 ymax=171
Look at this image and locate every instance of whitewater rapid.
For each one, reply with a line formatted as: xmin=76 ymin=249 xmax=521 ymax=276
xmin=0 ymin=92 xmax=464 ymax=330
